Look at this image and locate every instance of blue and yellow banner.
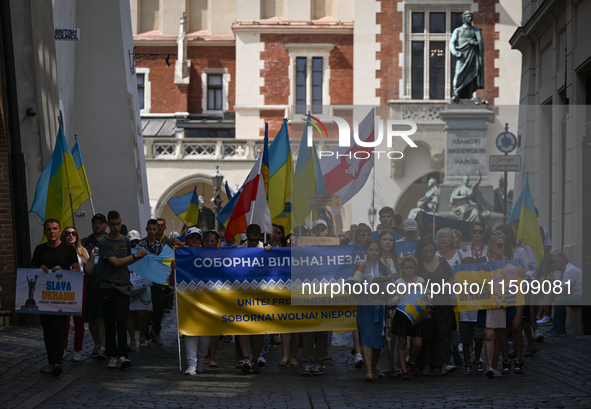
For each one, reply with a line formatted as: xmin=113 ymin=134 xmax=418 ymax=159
xmin=452 ymin=259 xmax=524 ymax=311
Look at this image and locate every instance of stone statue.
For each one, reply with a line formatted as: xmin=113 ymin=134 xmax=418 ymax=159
xmin=24 ymin=273 xmax=38 ymax=308
xmin=408 ymin=178 xmax=439 ymax=219
xmin=450 ymin=171 xmax=488 ymax=222
xmin=493 ymin=177 xmax=505 ymax=214
xmin=450 ymin=11 xmax=484 ymax=103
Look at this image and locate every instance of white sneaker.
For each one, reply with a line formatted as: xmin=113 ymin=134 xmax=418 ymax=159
xmin=154 ymin=333 xmax=164 ymax=346
xmin=354 ymin=353 xmax=364 ymax=368
xmin=441 ymin=364 xmax=456 ymax=375
xmin=537 ymin=315 xmax=553 ymax=326
xmin=107 ymin=357 xmax=117 ymax=369
xmin=184 ymin=365 xmax=197 ymax=375
xmin=117 ymin=356 xmax=131 ymax=370
xmin=534 ymin=329 xmax=544 ymax=342
xmin=62 ymin=350 xmax=68 ymax=361
xmin=73 ymin=351 xmax=82 ymax=362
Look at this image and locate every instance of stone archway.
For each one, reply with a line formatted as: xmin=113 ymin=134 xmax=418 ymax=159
xmin=154 ymin=174 xmax=229 ymax=235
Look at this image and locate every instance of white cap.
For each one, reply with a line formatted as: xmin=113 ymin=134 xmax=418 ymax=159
xmin=186 ymin=227 xmax=203 ymax=237
xmin=128 ymin=230 xmax=141 ymax=241
xmin=312 ymin=219 xmax=328 ymax=230
xmin=402 ymin=219 xmax=418 ymax=232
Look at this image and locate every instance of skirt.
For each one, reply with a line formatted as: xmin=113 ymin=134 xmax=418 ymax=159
xmin=356 ymin=304 xmax=385 ymax=349
xmin=477 ymin=308 xmax=506 ymax=329
xmin=391 ymin=310 xmax=428 ymax=338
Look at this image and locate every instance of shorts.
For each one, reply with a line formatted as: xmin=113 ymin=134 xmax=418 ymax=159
xmin=84 ymin=287 xmax=103 ymax=322
xmin=459 ymin=322 xmax=484 ymax=344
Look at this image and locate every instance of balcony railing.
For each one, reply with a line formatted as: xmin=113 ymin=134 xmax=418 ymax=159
xmin=144 ymin=137 xmax=339 ymax=162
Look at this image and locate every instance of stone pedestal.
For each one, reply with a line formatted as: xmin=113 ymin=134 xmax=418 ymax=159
xmin=438 ymin=102 xmax=496 ymax=221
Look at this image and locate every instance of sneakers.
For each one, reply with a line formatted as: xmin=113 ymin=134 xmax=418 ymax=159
xmin=493 ymin=369 xmax=502 ymax=377
xmin=235 ymin=360 xmax=244 ymax=369
xmin=107 ymin=357 xmax=118 ymax=369
xmin=184 ymin=365 xmax=197 ymax=375
xmin=537 ymin=315 xmax=553 ymax=326
xmin=241 ymin=358 xmax=253 ymax=375
xmin=534 ymin=329 xmax=545 ymax=342
xmin=302 ymin=362 xmax=313 ymax=376
xmin=252 ymin=361 xmax=262 ymax=374
xmin=473 ymin=361 xmax=484 ymax=373
xmin=514 ymin=359 xmax=524 ymax=374
xmin=73 ymin=351 xmax=82 ymax=362
xmin=97 ymin=347 xmax=107 ymax=361
xmin=62 ymin=350 xmax=68 ymax=362
xmin=40 ymin=364 xmax=53 ymax=374
xmin=90 ymin=345 xmax=100 ymax=359
xmin=452 ymin=350 xmax=463 ymax=366
xmin=312 ymin=363 xmax=323 ymax=376
xmin=502 ymin=360 xmax=511 ymax=374
xmin=154 ymin=333 xmax=164 ymax=346
xmin=52 ymin=364 xmax=63 ymax=378
xmin=257 ymin=357 xmax=266 ymax=367
xmin=464 ymin=364 xmax=472 ymax=375
xmin=354 ymin=353 xmax=364 ymax=368
xmin=117 ymin=356 xmax=131 ymax=370
xmin=129 ymin=343 xmax=137 ymax=352
xmin=485 ymin=367 xmax=495 ymax=379
xmin=441 ymin=364 xmax=456 ymax=376
xmin=197 ymin=358 xmax=206 ymax=374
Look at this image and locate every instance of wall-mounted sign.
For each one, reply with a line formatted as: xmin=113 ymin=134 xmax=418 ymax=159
xmin=55 ymin=28 xmax=80 ymax=41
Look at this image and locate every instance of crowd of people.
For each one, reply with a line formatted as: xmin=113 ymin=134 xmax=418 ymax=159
xmin=31 ymin=206 xmax=582 ymax=381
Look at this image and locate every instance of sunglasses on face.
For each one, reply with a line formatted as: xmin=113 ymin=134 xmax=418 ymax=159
xmin=65 ymin=231 xmax=77 ymax=237
xmin=496 ymin=243 xmax=505 ymax=248
xmin=359 ymin=233 xmax=371 ymax=238
xmin=472 ymin=230 xmax=483 ymax=235
xmin=247 ymin=237 xmax=259 ymax=242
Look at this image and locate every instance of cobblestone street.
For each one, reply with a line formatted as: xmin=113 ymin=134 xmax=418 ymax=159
xmin=2 ymin=312 xmax=591 ymax=409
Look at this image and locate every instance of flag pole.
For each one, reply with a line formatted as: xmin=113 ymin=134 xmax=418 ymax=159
xmin=59 ymin=116 xmax=76 ymax=229
xmin=172 ymin=220 xmax=182 ymax=371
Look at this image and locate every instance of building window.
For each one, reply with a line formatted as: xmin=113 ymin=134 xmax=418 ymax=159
xmin=296 ymin=58 xmax=307 ymax=114
xmin=201 ymin=68 xmax=230 ymax=113
xmin=285 ymin=44 xmax=334 ymax=116
xmin=207 ymin=74 xmax=223 ymax=111
xmin=136 ymin=68 xmax=150 ymax=113
xmin=404 ymin=8 xmax=467 ymax=100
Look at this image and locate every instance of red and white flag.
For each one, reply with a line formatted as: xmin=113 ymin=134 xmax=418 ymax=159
xmin=225 ymin=153 xmax=272 ymax=240
xmin=320 ymin=109 xmax=375 ymax=212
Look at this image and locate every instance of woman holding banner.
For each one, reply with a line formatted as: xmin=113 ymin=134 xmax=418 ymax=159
xmin=415 ymin=237 xmax=456 ymax=376
xmin=62 ymin=226 xmax=97 ymax=362
xmin=203 ymin=230 xmax=221 ymax=368
xmin=375 ymin=230 xmax=401 ymax=378
xmin=354 ymin=239 xmax=392 ymax=381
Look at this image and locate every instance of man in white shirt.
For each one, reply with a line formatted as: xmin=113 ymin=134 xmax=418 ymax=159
xmin=547 ymin=253 xmax=582 ymax=337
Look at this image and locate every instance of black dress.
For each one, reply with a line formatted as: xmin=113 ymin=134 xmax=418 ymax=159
xmin=416 ymin=257 xmax=456 ymax=368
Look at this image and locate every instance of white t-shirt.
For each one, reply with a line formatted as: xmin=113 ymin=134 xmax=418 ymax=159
xmin=459 ymin=244 xmax=488 ymax=260
xmin=541 ymin=227 xmax=552 ymax=247
xmin=513 ymin=244 xmax=537 ymax=275
xmin=436 ymin=250 xmax=462 ymax=267
xmin=561 ymin=263 xmax=582 ymax=296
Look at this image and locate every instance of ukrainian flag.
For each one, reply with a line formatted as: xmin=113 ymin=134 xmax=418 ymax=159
xmin=71 ymin=135 xmax=92 ymax=211
xmin=268 ymin=119 xmax=293 ymax=232
xmin=29 ymin=119 xmax=85 ymax=230
xmin=216 ymin=190 xmax=241 ymax=232
xmin=507 ymin=174 xmax=545 ymax=268
xmin=167 ymin=186 xmax=200 ymax=228
xmin=292 ymin=125 xmax=325 ymax=228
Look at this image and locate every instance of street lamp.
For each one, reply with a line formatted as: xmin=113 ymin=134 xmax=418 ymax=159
xmin=211 ymin=166 xmax=224 ymax=231
xmin=368 ymin=207 xmax=377 ymax=230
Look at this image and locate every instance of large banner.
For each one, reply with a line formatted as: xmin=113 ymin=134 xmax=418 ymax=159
xmin=452 ymin=259 xmax=524 ymax=311
xmin=176 ymin=242 xmax=418 ymax=336
xmin=15 ymin=268 xmax=84 ymax=316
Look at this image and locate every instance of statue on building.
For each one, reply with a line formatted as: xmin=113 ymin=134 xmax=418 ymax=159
xmin=449 ymin=11 xmax=485 ymax=103
xmin=408 ymin=178 xmax=440 ymax=219
xmin=494 ymin=177 xmax=505 ymax=214
xmin=450 ymin=171 xmax=488 ymax=222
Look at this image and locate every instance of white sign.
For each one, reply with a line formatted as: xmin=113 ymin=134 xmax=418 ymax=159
xmin=15 ymin=268 xmax=83 ymax=316
xmin=55 ymin=28 xmax=80 ymax=41
xmin=489 ymin=155 xmax=522 ymax=172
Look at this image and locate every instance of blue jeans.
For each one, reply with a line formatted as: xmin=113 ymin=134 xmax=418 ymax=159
xmin=552 ymin=295 xmax=582 ymax=333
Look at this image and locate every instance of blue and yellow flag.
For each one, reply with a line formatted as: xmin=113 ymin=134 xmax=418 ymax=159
xmin=396 ymin=292 xmax=431 ymax=326
xmin=131 ymin=245 xmax=174 ymax=285
xmin=225 ymin=181 xmax=233 ymax=200
xmin=71 ymin=135 xmax=92 ymax=211
xmin=29 ymin=119 xmax=85 ymax=230
xmin=268 ymin=119 xmax=293 ymax=232
xmin=507 ymin=174 xmax=544 ymax=268
xmin=167 ymin=187 xmax=200 ymax=227
xmin=292 ymin=126 xmax=325 ymax=228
